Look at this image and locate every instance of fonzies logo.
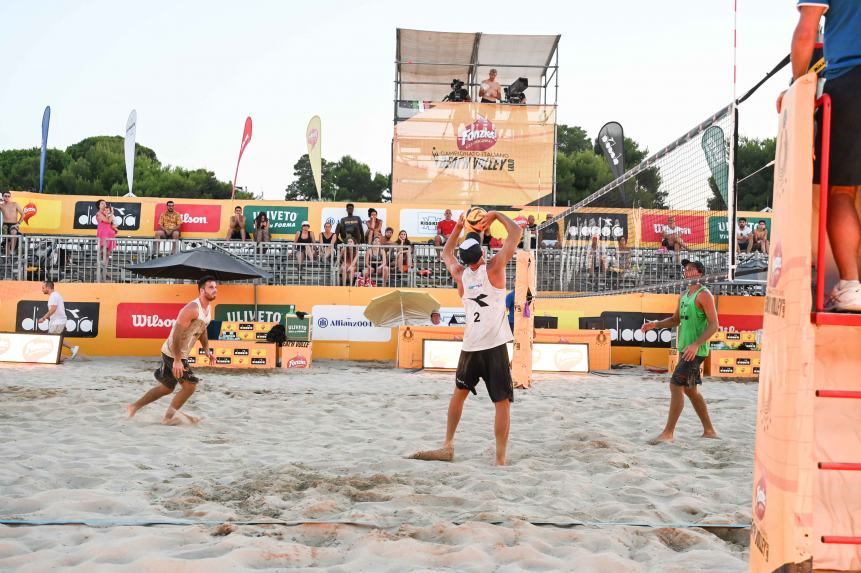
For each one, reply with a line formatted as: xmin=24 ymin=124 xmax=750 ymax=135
xmin=457 ymin=116 xmax=497 ymax=151
xmin=16 ymin=300 xmax=100 ymax=338
xmin=116 ymin=303 xmax=185 ymax=338
xmin=153 ymin=204 xmax=221 ymax=232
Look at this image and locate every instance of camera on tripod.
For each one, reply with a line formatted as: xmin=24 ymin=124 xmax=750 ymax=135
xmin=504 ymin=77 xmax=528 ymax=104
xmin=443 ymin=79 xmax=470 ymax=102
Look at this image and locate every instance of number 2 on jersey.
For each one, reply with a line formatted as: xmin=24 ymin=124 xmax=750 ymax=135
xmin=473 ymin=311 xmax=481 ymax=323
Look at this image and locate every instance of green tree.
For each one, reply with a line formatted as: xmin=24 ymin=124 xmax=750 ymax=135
xmin=556 ymin=124 xmax=592 ymax=155
xmin=284 ymin=154 xmax=335 ymax=201
xmin=285 ymin=154 xmax=390 ymax=202
xmin=0 ymin=135 xmax=251 ymax=199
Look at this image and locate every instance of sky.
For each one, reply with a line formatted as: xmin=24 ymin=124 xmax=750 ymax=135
xmin=0 ymin=1 xmax=799 ymax=200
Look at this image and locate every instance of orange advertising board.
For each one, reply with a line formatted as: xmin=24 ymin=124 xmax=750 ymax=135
xmin=392 ymin=102 xmax=556 ymax=205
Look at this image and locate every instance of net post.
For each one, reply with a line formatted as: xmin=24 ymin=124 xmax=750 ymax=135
xmin=728 ymin=103 xmax=739 ymax=281
xmin=512 ymin=249 xmax=535 ymax=389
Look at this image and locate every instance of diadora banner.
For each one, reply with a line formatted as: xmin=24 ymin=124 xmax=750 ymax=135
xmin=74 ymin=201 xmax=142 ymax=231
xmin=392 ymin=102 xmax=556 ymax=205
xmin=16 ymin=300 xmax=100 ymax=338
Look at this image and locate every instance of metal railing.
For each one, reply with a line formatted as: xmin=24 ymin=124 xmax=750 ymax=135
xmin=1 ymin=234 xmax=764 ymax=294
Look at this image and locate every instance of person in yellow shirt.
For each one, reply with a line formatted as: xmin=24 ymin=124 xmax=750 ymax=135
xmin=155 ymin=201 xmax=182 ymax=240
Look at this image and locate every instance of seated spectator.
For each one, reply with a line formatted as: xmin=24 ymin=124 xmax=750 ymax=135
xmin=616 ymin=236 xmax=631 ymax=271
xmin=518 ymin=215 xmax=538 ymax=249
xmin=539 ymin=213 xmax=561 ymax=248
xmin=365 ymin=208 xmax=383 ymax=243
xmin=661 ymin=216 xmax=686 ymax=254
xmin=394 ymin=230 xmax=411 ymax=272
xmin=227 ymin=206 xmax=247 ymax=240
xmin=585 ymin=232 xmax=607 ymax=274
xmin=339 ymin=237 xmax=358 ymax=285
xmin=294 ymin=221 xmax=315 ymax=266
xmin=155 ymin=201 xmax=182 ymax=240
xmin=736 ymin=217 xmax=753 ymax=254
xmin=319 ymin=221 xmax=336 ymax=261
xmin=752 ymin=220 xmax=769 ymax=254
xmin=433 ymin=209 xmax=456 ymax=247
xmin=254 ymin=212 xmax=271 ymax=253
xmin=1 ymin=190 xmax=25 ymax=256
xmin=381 ymin=227 xmax=395 ymax=245
xmin=365 ymin=236 xmax=389 ymax=286
xmin=428 ymin=311 xmax=442 ymax=326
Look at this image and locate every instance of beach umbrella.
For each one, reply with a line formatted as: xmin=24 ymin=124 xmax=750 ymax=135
xmin=363 ymin=290 xmax=440 ymax=327
xmin=126 ymin=247 xmax=270 ymax=281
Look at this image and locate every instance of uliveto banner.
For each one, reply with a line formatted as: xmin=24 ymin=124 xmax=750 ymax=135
xmin=116 ymin=303 xmax=185 ymax=339
xmin=641 ymin=213 xmax=706 ymax=244
xmin=244 ymin=205 xmax=308 ymax=236
xmin=154 ymin=203 xmax=222 ymax=233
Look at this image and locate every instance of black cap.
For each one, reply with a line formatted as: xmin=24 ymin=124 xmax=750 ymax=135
xmin=681 ymin=259 xmax=705 ymax=275
xmin=458 ymin=232 xmax=484 ymax=265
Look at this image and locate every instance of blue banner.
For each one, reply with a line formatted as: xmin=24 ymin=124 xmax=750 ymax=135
xmin=39 ymin=106 xmax=51 ymax=193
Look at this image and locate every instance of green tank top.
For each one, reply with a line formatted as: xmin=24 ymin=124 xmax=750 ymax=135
xmin=678 ymin=286 xmax=710 ymax=357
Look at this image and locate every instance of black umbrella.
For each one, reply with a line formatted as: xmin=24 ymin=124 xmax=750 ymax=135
xmin=126 ymin=247 xmax=270 ymax=281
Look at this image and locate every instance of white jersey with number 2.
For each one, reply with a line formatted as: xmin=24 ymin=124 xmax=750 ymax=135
xmin=461 ymin=264 xmax=512 ymax=352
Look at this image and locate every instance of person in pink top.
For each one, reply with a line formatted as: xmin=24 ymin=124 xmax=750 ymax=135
xmin=95 ymin=200 xmax=118 ymax=279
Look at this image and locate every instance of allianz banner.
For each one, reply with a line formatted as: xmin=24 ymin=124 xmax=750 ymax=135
xmin=392 ymin=103 xmax=556 ymax=206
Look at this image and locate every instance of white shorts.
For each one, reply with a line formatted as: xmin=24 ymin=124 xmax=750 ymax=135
xmin=47 ymin=322 xmax=66 ymax=335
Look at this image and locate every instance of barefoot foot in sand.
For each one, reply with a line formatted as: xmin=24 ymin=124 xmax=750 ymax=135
xmin=648 ymin=432 xmax=675 ymax=445
xmin=127 ymin=404 xmax=138 ymax=418
xmin=162 ymin=411 xmax=200 ymax=426
xmin=701 ymin=430 xmax=719 ymax=439
xmin=408 ymin=444 xmax=454 ymax=462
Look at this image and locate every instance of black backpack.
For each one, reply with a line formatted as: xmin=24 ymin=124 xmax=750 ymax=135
xmin=266 ymin=324 xmax=287 ymax=345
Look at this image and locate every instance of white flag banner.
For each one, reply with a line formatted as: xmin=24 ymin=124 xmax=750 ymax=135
xmin=124 ymin=110 xmax=137 ymax=197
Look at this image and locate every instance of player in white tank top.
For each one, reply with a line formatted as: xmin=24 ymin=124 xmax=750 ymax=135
xmin=127 ymin=277 xmax=217 ymax=426
xmin=409 ymin=211 xmax=524 ymax=466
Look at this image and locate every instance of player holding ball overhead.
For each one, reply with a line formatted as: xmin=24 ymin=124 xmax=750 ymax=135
xmin=410 ymin=209 xmax=523 ymax=466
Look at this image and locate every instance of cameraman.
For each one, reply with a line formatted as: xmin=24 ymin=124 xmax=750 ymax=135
xmin=444 ymin=79 xmax=471 ymax=103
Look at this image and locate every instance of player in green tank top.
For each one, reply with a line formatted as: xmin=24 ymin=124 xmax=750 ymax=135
xmin=641 ymin=260 xmax=719 ymax=444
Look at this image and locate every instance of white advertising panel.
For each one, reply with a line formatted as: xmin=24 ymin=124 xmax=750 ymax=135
xmin=422 ymin=340 xmax=589 ymax=372
xmin=311 ymin=305 xmax=392 ymax=342
xmin=0 ymin=332 xmax=62 ymax=364
xmin=399 ymin=208 xmax=464 ymax=239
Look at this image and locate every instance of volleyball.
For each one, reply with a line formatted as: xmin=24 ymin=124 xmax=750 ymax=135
xmin=464 ymin=206 xmax=488 ymax=234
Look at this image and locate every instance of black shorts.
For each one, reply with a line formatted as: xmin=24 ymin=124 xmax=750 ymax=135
xmin=230 ymin=230 xmax=243 ymax=240
xmin=455 ymin=343 xmax=514 ymax=403
xmin=670 ymin=355 xmax=706 ymax=387
xmin=814 ymin=65 xmax=861 ymax=187
xmin=2 ymin=223 xmax=20 ymax=235
xmin=154 ymin=353 xmax=199 ymax=390
xmin=738 ymin=240 xmax=750 ymax=250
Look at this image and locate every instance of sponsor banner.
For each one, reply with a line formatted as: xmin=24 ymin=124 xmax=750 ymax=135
xmin=286 ymin=316 xmax=311 ymax=340
xmin=189 ymin=340 xmax=274 ymax=368
xmin=214 ymin=304 xmax=296 ymax=325
xmin=154 ymin=203 xmax=221 ymax=233
xmin=115 ymin=303 xmax=184 ymax=339
xmin=563 ymin=212 xmax=628 ymax=240
xmin=306 ymin=115 xmax=322 ymax=200
xmin=19 ymin=198 xmax=62 ymax=231
xmin=245 ymin=205 xmax=307 ymax=237
xmin=422 ymin=340 xmax=589 ymax=372
xmin=597 ymin=122 xmax=625 ymax=180
xmin=641 ymin=213 xmax=706 ymax=244
xmin=708 ymin=216 xmax=771 ymax=244
xmin=311 ymin=305 xmax=392 ymax=342
xmin=579 ymin=311 xmax=673 ymax=348
xmin=16 ymin=300 xmax=100 ymax=338
xmin=74 ymin=201 xmax=142 ymax=231
xmin=398 ymin=208 xmax=464 ymax=239
xmin=125 ymin=109 xmax=137 ymax=196
xmin=0 ymin=332 xmax=62 ymax=364
xmin=321 ymin=207 xmax=388 ymax=237
xmin=392 ymin=102 xmax=556 ymax=205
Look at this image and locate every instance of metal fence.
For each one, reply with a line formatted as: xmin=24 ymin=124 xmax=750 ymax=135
xmin=1 ymin=234 xmax=763 ymax=295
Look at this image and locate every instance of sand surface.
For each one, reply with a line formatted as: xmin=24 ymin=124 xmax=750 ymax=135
xmin=0 ymin=358 xmax=757 ymax=572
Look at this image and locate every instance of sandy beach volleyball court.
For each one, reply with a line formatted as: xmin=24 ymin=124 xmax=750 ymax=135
xmin=0 ymin=359 xmax=755 ymax=572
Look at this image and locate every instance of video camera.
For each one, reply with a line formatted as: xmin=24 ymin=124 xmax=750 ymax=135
xmin=443 ymin=79 xmax=469 ymax=102
xmin=504 ymin=77 xmax=529 ymax=104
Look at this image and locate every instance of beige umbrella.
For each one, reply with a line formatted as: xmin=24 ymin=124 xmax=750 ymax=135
xmin=363 ymin=290 xmax=440 ymax=327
